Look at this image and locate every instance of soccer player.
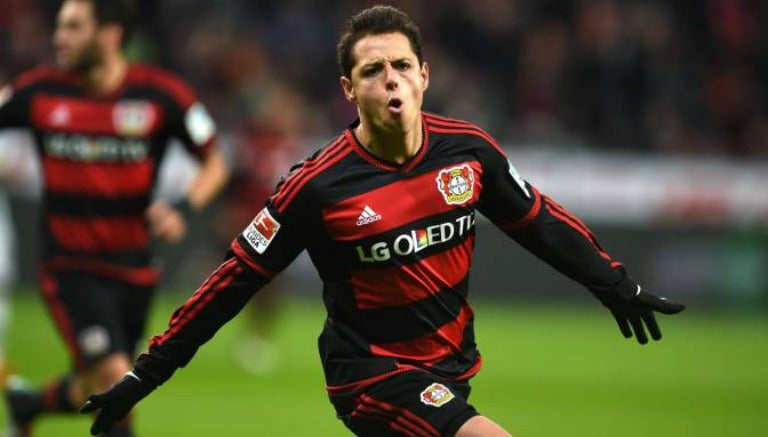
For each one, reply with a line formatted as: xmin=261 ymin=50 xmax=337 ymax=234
xmin=81 ymin=5 xmax=684 ymax=437
xmin=0 ymin=1 xmax=229 ymax=436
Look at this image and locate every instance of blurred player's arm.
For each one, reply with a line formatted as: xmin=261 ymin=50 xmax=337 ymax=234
xmin=146 ymin=89 xmax=230 ymax=244
xmin=146 ymin=146 xmax=230 ymax=244
xmin=82 ymin=201 xmax=305 ymax=435
xmin=477 ymin=143 xmax=684 ymax=344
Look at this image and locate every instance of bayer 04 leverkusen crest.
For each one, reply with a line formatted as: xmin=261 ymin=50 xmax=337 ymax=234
xmin=436 ymin=164 xmax=474 ymax=205
xmin=419 ymin=383 xmax=455 ymax=407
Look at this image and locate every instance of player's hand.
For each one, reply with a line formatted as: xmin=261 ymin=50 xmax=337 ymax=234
xmin=146 ymin=200 xmax=187 ymax=244
xmin=597 ymin=285 xmax=685 ymax=344
xmin=80 ymin=371 xmax=156 ymax=435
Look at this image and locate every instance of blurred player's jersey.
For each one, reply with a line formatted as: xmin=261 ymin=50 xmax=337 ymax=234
xmin=0 ymin=65 xmax=216 ymax=285
xmin=149 ymin=113 xmax=548 ymax=392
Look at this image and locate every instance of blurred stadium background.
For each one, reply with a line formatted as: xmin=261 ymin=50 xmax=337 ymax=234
xmin=1 ymin=0 xmax=767 ymax=435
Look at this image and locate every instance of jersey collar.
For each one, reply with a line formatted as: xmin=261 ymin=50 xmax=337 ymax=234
xmin=345 ymin=113 xmax=430 ymax=173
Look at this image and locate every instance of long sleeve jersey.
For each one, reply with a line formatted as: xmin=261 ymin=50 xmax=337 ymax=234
xmin=136 ymin=112 xmax=629 ymax=394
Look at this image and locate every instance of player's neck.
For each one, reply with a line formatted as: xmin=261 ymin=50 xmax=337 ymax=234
xmin=81 ymin=54 xmax=128 ymax=95
xmin=355 ymin=118 xmax=423 ymax=165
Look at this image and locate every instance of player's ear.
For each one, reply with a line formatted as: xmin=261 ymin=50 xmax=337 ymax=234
xmin=340 ymin=76 xmax=356 ymax=102
xmin=421 ymin=62 xmax=429 ymax=92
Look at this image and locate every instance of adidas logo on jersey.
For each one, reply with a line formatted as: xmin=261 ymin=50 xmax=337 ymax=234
xmin=356 ymin=205 xmax=382 ymax=226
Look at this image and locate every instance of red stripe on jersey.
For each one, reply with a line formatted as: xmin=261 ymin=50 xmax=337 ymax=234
xmin=273 ymin=135 xmax=345 ymax=205
xmin=48 ymin=216 xmax=147 ymax=252
xmin=543 ymin=198 xmax=617 ymax=264
xmin=323 ymin=161 xmax=482 ymax=241
xmin=164 ymin=258 xmax=238 ymax=330
xmin=544 ymin=196 xmax=621 ymax=273
xmin=354 ymin=396 xmax=437 ymax=437
xmin=325 ymin=365 xmax=420 ymax=396
xmin=369 ymin=304 xmax=473 ymax=363
xmin=352 ymin=406 xmax=424 ymax=437
xmin=453 ymin=355 xmax=483 ymax=381
xmin=500 ymin=186 xmax=541 ymax=232
xmin=543 ymin=195 xmax=594 ymax=232
xmin=127 ymin=64 xmax=197 ymax=108
xmin=12 ymin=67 xmax=76 ymax=90
xmin=44 ymin=257 xmax=159 ymax=286
xmin=43 ymin=158 xmax=154 ymax=196
xmin=360 ymin=395 xmax=440 ymax=437
xmin=230 ymin=239 xmax=276 ymax=278
xmin=272 ymin=136 xmax=350 ymax=212
xmin=351 ymin=236 xmax=474 ymax=308
xmin=31 ymin=95 xmax=162 ymax=136
xmin=39 ymin=268 xmax=85 ymax=370
xmin=423 ymin=113 xmax=506 ymax=156
xmin=151 ymin=258 xmax=242 ymax=348
xmin=351 ymin=407 xmax=423 ymax=437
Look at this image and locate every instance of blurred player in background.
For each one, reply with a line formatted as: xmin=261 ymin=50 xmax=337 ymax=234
xmin=81 ymin=5 xmax=684 ymax=437
xmin=0 ymin=0 xmax=229 ymax=436
xmin=221 ymin=84 xmax=306 ymax=375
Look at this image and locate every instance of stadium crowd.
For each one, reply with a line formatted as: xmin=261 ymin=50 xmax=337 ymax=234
xmin=2 ymin=0 xmax=767 ymax=163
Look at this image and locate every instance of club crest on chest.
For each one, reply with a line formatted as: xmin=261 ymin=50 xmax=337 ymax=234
xmin=436 ymin=164 xmax=474 ymax=206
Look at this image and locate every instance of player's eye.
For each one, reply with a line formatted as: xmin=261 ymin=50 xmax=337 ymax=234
xmin=360 ymin=64 xmax=382 ymax=77
xmin=394 ymin=61 xmax=411 ymax=71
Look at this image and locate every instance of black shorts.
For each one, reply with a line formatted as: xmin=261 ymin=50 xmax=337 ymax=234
xmin=39 ymin=269 xmax=155 ymax=371
xmin=330 ymin=370 xmax=480 ymax=437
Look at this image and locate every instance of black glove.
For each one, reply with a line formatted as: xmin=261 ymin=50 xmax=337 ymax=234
xmin=594 ymin=279 xmax=685 ymax=344
xmin=80 ymin=371 xmax=156 ymax=435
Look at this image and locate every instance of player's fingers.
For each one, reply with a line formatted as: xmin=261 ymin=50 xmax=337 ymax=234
xmin=612 ymin=313 xmax=633 ymax=338
xmin=629 ymin=316 xmax=648 ymax=344
xmin=656 ymin=298 xmax=686 ymax=315
xmin=157 ymin=217 xmax=186 ymax=243
xmin=638 ymin=292 xmax=686 ymax=315
xmin=149 ymin=211 xmax=183 ymax=241
xmin=90 ymin=412 xmax=107 ymax=435
xmin=144 ymin=202 xmax=168 ymax=221
xmin=642 ymin=312 xmax=662 ymax=341
xmin=79 ymin=396 xmax=101 ymax=414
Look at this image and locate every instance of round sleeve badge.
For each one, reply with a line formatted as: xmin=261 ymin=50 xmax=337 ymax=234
xmin=184 ymin=103 xmax=216 ymax=146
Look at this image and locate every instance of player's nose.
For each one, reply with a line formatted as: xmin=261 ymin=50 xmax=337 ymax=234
xmin=384 ymin=65 xmax=399 ymax=91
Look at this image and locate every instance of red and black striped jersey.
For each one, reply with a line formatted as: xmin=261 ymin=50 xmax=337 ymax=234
xmin=0 ymin=64 xmax=217 ymax=285
xmin=137 ymin=112 xmax=625 ymax=393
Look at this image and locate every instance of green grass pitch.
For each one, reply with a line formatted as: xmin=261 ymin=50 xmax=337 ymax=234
xmin=2 ymin=292 xmax=766 ymax=436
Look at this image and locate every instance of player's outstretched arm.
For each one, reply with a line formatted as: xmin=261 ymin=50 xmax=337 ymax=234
xmin=494 ymin=188 xmax=685 ymax=344
xmin=475 ymin=144 xmax=685 ymax=343
xmin=80 ymin=370 xmax=156 ymax=435
xmin=80 ymin=251 xmax=275 ymax=432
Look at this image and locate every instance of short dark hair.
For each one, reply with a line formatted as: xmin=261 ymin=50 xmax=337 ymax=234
xmin=336 ymin=5 xmax=424 ymax=78
xmin=77 ymin=0 xmax=137 ymax=47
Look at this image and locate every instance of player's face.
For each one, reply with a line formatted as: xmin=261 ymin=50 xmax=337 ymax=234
xmin=53 ymin=0 xmax=102 ymax=73
xmin=341 ymin=32 xmax=429 ymax=134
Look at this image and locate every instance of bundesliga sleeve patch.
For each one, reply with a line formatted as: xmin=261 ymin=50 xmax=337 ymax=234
xmin=507 ymin=159 xmax=531 ymax=198
xmin=242 ymin=208 xmax=281 ymax=254
xmin=419 ymin=383 xmax=455 ymax=407
xmin=184 ymin=103 xmax=216 ymax=146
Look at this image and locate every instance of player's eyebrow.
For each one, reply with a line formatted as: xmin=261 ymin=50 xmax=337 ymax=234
xmin=359 ymin=57 xmax=411 ymax=71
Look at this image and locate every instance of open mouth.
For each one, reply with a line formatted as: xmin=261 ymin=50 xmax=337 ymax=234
xmin=387 ymin=98 xmax=403 ymax=111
